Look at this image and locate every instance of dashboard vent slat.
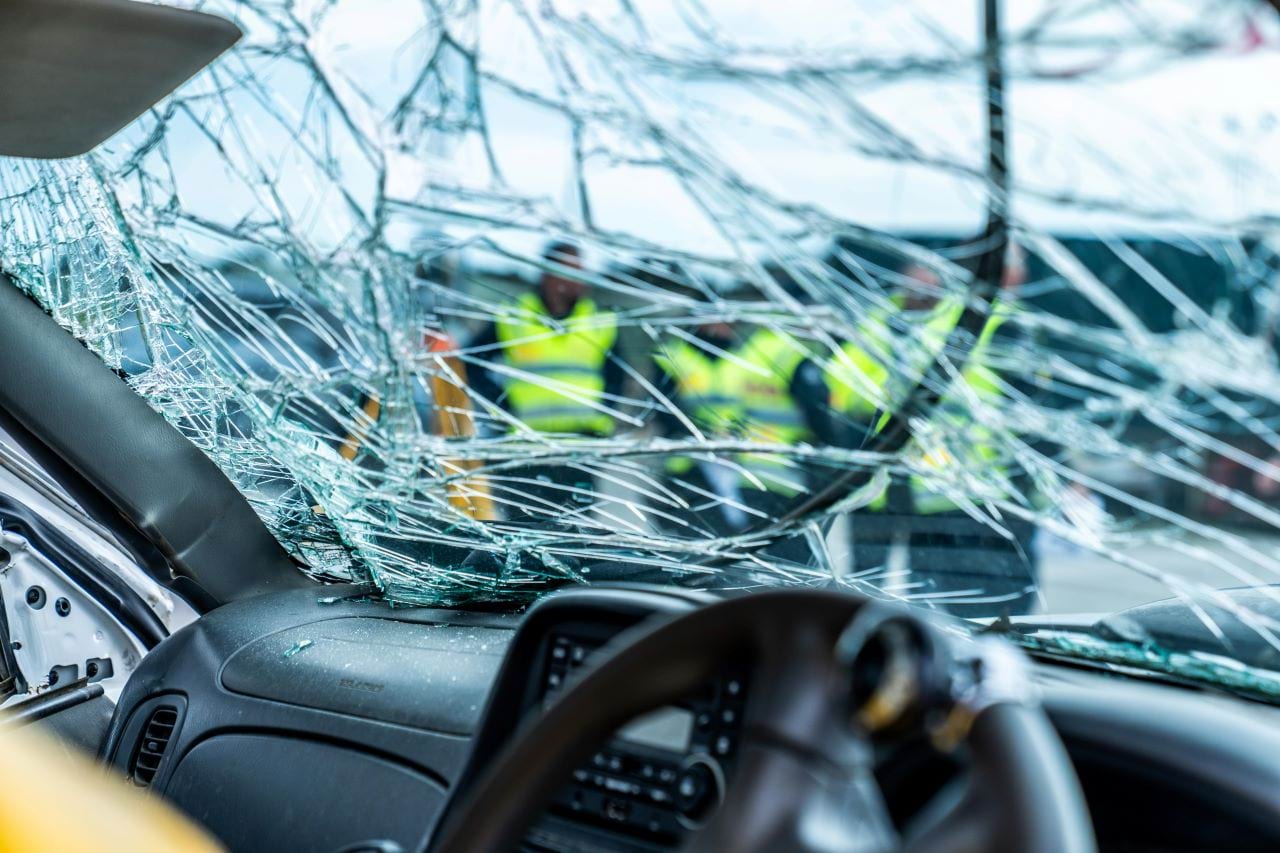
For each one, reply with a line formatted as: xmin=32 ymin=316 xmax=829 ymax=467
xmin=130 ymin=706 xmax=180 ymax=787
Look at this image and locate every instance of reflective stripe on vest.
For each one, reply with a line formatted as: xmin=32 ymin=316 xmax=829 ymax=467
xmin=494 ymin=293 xmax=618 ymax=435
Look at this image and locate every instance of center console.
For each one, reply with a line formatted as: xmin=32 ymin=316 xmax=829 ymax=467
xmin=448 ymin=586 xmax=745 ymax=853
xmin=536 ymin=630 xmax=747 ymax=846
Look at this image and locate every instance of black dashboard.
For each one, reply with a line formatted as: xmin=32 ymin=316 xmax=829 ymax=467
xmin=100 ymin=583 xmax=1280 ymax=852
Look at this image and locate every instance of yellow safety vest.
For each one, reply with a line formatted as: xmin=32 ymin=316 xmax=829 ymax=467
xmin=827 ymin=309 xmax=893 ymax=418
xmin=494 ymin=292 xmax=618 ymax=436
xmin=875 ymin=298 xmax=1011 ymax=514
xmin=734 ymin=327 xmax=820 ymax=496
xmin=653 ymin=339 xmax=744 ymax=474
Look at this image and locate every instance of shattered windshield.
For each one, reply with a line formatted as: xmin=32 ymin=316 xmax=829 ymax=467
xmin=5 ymin=0 xmax=1280 ymax=690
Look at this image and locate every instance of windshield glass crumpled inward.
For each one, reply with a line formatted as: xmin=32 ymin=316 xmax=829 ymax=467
xmin=4 ymin=0 xmax=1280 ymax=678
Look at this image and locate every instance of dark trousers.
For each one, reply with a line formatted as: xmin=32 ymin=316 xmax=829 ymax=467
xmin=850 ymin=510 xmax=1038 ymax=617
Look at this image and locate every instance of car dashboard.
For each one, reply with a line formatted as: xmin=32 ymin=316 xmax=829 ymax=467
xmin=100 ymin=585 xmax=1280 ymax=852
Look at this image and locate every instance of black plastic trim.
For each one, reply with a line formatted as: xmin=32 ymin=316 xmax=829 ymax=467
xmin=100 ymin=586 xmax=510 ymax=788
xmin=0 ymin=275 xmax=309 ymax=606
xmin=175 ymin=725 xmax=452 ymax=793
xmin=113 ymin=693 xmax=187 ymax=786
xmin=0 ymin=405 xmax=180 ymax=598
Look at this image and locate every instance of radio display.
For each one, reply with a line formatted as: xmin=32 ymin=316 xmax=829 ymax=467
xmin=615 ymin=706 xmax=695 ymax=753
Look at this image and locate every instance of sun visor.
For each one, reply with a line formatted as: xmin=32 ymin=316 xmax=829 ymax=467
xmin=0 ymin=0 xmax=240 ymax=159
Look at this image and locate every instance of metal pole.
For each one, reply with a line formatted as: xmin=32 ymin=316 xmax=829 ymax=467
xmin=978 ymin=0 xmax=1010 ymax=283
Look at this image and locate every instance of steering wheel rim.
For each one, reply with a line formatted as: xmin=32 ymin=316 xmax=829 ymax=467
xmin=431 ymin=589 xmax=1095 ymax=853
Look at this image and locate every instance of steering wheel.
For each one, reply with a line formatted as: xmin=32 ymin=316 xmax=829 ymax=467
xmin=433 ymin=589 xmax=1095 ymax=852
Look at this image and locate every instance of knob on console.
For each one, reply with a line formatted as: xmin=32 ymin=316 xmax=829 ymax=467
xmin=675 ymin=754 xmax=724 ymax=829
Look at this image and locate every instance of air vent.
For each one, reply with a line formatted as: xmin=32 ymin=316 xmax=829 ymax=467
xmin=129 ymin=705 xmax=179 ymax=787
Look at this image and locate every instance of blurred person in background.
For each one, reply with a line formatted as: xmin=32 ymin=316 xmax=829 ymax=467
xmin=849 ymin=246 xmax=1037 ymax=615
xmin=648 ymin=275 xmax=750 ymax=538
xmin=732 ymin=264 xmax=846 ymax=563
xmin=465 ymin=241 xmax=625 ymax=520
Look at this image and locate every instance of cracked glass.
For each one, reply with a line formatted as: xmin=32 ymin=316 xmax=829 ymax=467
xmin=4 ymin=0 xmax=1280 ymax=694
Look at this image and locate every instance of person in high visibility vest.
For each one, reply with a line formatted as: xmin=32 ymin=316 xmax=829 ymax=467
xmin=466 ymin=241 xmax=625 ymax=520
xmin=734 ymin=327 xmax=842 ymax=493
xmin=848 ymin=251 xmax=1037 ymax=616
xmin=650 ymin=317 xmax=750 ymax=537
xmin=727 ymin=268 xmax=848 ymax=561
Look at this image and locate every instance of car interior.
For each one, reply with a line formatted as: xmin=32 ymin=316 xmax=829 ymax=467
xmin=4 ymin=1 xmax=1280 ymax=852
xmin=5 ymin=262 xmax=1280 ymax=851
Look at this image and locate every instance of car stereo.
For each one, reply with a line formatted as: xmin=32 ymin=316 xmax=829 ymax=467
xmin=536 ymin=631 xmax=746 ymax=845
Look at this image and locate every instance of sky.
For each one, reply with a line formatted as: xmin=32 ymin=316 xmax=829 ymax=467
xmin=123 ymin=0 xmax=1280 ymax=267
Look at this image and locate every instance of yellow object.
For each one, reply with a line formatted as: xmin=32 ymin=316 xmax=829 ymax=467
xmin=869 ymin=297 xmax=1013 ymax=514
xmin=733 ymin=327 xmax=819 ymax=495
xmin=335 ymin=332 xmax=497 ymax=520
xmin=652 ymin=338 xmax=744 ymax=474
xmin=495 ymin=293 xmax=618 ymax=435
xmin=426 ymin=331 xmax=497 ymax=520
xmin=338 ymin=394 xmax=382 ymax=462
xmin=827 ymin=311 xmax=892 ymax=417
xmin=0 ymin=724 xmax=222 ymax=853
